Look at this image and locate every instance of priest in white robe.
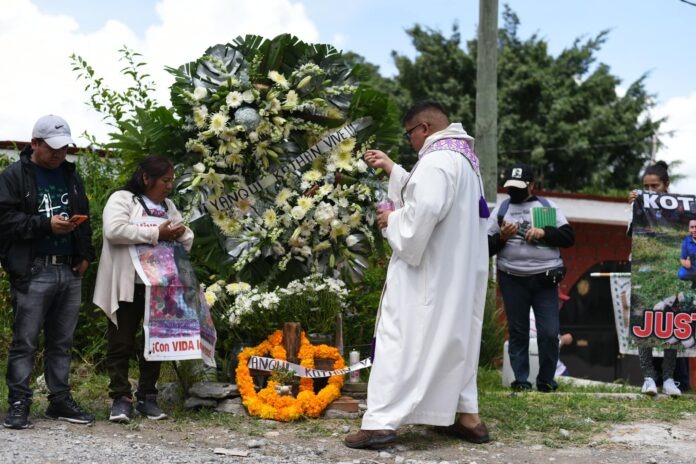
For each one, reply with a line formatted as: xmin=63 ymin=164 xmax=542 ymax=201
xmin=344 ymin=101 xmax=490 ymax=449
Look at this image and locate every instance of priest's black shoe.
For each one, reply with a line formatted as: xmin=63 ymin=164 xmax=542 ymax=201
xmin=344 ymin=429 xmax=397 ymax=449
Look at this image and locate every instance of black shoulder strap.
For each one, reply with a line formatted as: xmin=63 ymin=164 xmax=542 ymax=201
xmin=497 ymin=198 xmax=510 ymax=226
xmin=134 ymin=195 xmax=169 ymax=215
xmin=536 ymin=196 xmax=551 ymax=207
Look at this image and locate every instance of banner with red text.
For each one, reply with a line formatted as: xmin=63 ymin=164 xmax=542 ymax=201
xmin=130 ymin=217 xmax=217 ymax=366
xmin=630 ymin=192 xmax=696 ymax=354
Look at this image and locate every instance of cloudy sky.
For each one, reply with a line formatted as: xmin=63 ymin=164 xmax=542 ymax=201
xmin=2 ymin=0 xmax=694 ymax=193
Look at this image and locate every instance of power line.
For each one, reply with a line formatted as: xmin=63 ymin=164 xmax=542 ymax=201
xmin=681 ymin=0 xmax=696 ymax=6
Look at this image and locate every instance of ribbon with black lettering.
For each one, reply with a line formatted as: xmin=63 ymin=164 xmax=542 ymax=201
xmin=205 ymin=117 xmax=373 ymax=215
xmin=247 ymin=356 xmax=372 ymax=378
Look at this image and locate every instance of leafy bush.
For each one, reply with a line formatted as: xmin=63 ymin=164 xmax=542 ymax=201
xmin=479 ymin=279 xmax=508 ymax=368
xmin=72 ymin=150 xmax=122 ymax=365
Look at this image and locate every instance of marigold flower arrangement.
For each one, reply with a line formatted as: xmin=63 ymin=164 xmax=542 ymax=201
xmin=236 ymin=330 xmax=345 ymax=421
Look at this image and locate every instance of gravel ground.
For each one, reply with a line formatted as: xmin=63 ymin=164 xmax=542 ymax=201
xmin=3 ymin=415 xmax=696 ymax=464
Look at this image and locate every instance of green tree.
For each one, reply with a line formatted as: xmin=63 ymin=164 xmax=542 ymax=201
xmin=385 ymin=7 xmax=663 ymax=192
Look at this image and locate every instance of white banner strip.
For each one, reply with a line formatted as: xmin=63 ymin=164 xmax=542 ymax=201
xmin=205 ymin=117 xmax=373 ymax=214
xmin=248 ymin=356 xmax=372 ymax=378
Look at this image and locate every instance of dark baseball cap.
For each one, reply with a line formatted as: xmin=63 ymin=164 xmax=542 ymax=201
xmin=503 ymin=163 xmax=534 ymax=188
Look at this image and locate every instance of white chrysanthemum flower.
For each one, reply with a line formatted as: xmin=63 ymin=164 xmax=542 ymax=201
xmin=296 ymin=196 xmax=314 ymax=211
xmin=263 ymin=209 xmax=277 ymax=227
xmin=268 ymin=70 xmax=289 ymax=88
xmin=209 ymin=112 xmax=229 ymax=134
xmin=301 ymin=170 xmax=322 ymax=184
xmin=242 ymin=89 xmax=255 ymax=103
xmin=291 ymin=206 xmax=307 ymax=220
xmin=226 ymin=282 xmax=251 ymax=295
xmin=275 ymin=188 xmax=294 ymax=207
xmin=207 ymin=283 xmax=222 ymax=293
xmin=204 ymin=291 xmax=217 ymax=306
xmin=259 ymin=292 xmax=280 ymax=309
xmin=339 ymin=137 xmax=356 ymax=153
xmin=193 ymin=87 xmax=207 ymax=101
xmin=334 ymin=150 xmax=353 ymax=171
xmin=193 ymin=162 xmax=206 ymax=173
xmin=248 ymin=131 xmax=259 ymax=143
xmin=226 ymin=91 xmax=243 ymax=108
xmin=317 ymin=184 xmax=334 ymax=197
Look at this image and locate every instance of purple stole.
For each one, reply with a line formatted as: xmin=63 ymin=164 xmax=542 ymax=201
xmin=420 ymin=138 xmax=490 ymax=219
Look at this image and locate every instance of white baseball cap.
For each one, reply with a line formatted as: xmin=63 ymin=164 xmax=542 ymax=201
xmin=32 ymin=115 xmax=75 ymax=149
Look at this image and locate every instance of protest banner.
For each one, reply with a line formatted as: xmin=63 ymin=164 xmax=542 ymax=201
xmin=629 ymin=192 xmax=696 ymax=355
xmin=129 ymin=217 xmax=217 ymax=366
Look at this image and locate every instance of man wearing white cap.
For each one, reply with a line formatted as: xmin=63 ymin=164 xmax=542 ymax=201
xmin=0 ymin=115 xmax=95 ymax=429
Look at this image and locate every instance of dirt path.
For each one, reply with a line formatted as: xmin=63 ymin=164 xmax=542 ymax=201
xmin=2 ymin=415 xmax=696 ymax=464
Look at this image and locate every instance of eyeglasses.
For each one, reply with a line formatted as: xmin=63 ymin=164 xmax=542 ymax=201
xmin=403 ymin=122 xmax=425 ymax=141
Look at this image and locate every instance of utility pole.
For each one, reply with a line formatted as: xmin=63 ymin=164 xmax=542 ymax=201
xmin=476 ymin=0 xmax=499 ymax=204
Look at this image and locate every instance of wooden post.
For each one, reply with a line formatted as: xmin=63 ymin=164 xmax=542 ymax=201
xmin=334 ymin=313 xmax=344 ymax=356
xmin=283 ymin=322 xmax=301 ymax=365
xmin=476 ymin=0 xmax=499 ymax=205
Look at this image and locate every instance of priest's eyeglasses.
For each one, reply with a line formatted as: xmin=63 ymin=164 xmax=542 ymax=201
xmin=403 ymin=122 xmax=425 ymax=141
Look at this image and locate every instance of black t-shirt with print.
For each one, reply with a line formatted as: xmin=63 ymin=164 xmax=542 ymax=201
xmin=32 ymin=163 xmax=73 ymax=256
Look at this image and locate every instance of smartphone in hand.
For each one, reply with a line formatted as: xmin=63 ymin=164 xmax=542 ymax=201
xmin=68 ymin=214 xmax=89 ymax=225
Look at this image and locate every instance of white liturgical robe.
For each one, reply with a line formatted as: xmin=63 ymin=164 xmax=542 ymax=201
xmin=361 ymin=124 xmax=489 ymax=430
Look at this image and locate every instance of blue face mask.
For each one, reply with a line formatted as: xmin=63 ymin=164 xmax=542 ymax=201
xmin=507 ymin=186 xmax=529 ymax=204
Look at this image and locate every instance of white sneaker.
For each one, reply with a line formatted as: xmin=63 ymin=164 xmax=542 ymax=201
xmin=641 ymin=377 xmax=658 ymax=396
xmin=663 ymin=378 xmax=682 ymax=397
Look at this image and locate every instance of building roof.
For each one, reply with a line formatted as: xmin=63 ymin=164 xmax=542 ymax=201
xmin=496 ymin=189 xmax=630 ymax=226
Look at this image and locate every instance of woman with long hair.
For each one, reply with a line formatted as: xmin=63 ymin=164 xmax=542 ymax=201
xmin=94 ymin=155 xmax=193 ymax=422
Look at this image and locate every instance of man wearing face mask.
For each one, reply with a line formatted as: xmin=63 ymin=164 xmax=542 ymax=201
xmin=488 ymin=163 xmax=575 ymax=392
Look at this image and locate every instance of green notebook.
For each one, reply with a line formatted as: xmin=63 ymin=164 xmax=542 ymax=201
xmin=531 ymin=207 xmax=556 ymax=229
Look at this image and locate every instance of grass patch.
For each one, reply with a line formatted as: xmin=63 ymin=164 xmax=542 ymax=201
xmin=478 ymin=368 xmax=696 ymax=446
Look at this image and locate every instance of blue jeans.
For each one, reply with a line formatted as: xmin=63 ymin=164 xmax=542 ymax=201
xmin=6 ymin=259 xmax=81 ymax=403
xmin=499 ymin=271 xmax=560 ymax=389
